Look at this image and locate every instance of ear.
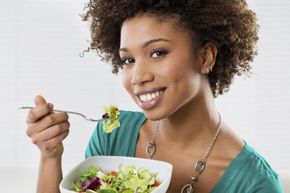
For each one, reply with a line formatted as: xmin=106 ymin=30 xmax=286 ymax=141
xmin=199 ymin=42 xmax=218 ymax=74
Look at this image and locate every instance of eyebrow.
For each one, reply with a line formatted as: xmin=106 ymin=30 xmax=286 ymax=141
xmin=119 ymin=38 xmax=171 ymax=52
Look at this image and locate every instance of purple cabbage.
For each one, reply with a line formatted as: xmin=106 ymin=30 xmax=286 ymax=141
xmin=81 ymin=176 xmax=101 ymax=191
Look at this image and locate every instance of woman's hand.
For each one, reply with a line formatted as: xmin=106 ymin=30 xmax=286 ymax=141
xmin=26 ymin=95 xmax=70 ymax=159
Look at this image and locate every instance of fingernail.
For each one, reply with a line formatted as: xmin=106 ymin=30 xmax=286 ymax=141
xmin=48 ymin=103 xmax=54 ymax=109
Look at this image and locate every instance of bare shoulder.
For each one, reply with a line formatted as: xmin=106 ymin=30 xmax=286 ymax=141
xmin=216 ymin=121 xmax=245 ymax=159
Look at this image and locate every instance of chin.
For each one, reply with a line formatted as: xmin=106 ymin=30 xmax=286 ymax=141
xmin=141 ymin=108 xmax=168 ymax=121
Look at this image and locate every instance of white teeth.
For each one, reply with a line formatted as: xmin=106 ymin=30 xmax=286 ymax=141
xmin=140 ymin=95 xmax=146 ymax=101
xmin=139 ymin=90 xmax=163 ymax=102
xmin=146 ymin=94 xmax=152 ymax=101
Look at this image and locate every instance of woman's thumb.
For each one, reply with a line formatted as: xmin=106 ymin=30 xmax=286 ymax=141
xmin=34 ymin=95 xmax=47 ymax=106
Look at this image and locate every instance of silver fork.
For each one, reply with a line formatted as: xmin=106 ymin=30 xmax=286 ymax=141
xmin=18 ymin=106 xmax=106 ymax=122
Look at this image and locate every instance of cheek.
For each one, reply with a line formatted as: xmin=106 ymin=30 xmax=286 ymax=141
xmin=121 ymin=69 xmax=132 ymax=93
xmin=159 ymin=58 xmax=195 ymax=82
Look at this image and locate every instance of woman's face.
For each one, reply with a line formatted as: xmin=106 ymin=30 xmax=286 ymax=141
xmin=119 ymin=14 xmax=205 ymax=120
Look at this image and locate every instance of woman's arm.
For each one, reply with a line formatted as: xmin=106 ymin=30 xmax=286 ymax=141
xmin=37 ymin=155 xmax=63 ymax=193
xmin=26 ymin=95 xmax=70 ymax=193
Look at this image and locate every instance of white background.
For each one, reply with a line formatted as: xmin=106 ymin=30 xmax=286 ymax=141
xmin=0 ymin=0 xmax=290 ymax=191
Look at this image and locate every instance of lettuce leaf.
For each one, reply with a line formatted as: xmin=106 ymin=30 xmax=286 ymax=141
xmin=103 ymin=105 xmax=120 ymax=133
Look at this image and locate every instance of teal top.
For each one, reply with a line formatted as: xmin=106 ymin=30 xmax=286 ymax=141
xmin=85 ymin=111 xmax=283 ymax=193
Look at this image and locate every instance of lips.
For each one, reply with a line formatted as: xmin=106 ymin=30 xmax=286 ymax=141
xmin=135 ymin=88 xmax=165 ymax=110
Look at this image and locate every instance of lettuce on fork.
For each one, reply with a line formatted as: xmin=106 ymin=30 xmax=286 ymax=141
xmin=102 ymin=105 xmax=120 ymax=133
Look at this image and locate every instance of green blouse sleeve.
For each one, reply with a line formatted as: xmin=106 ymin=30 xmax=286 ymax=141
xmin=211 ymin=143 xmax=283 ymax=193
xmin=253 ymin=175 xmax=283 ymax=193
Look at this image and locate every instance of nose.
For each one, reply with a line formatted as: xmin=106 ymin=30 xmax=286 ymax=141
xmin=131 ymin=60 xmax=154 ymax=85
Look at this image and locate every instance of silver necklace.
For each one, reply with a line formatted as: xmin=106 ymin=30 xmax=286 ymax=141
xmin=145 ymin=113 xmax=222 ymax=193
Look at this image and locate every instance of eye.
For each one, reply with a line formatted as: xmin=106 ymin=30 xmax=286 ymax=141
xmin=121 ymin=57 xmax=135 ymax=65
xmin=150 ymin=48 xmax=168 ymax=58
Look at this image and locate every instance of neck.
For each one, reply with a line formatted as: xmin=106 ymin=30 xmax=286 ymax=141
xmin=158 ymin=89 xmax=220 ymax=145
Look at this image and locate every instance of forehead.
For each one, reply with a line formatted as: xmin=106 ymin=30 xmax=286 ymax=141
xmin=120 ymin=14 xmax=192 ymax=48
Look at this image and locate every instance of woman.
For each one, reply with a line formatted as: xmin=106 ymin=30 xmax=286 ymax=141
xmin=26 ymin=0 xmax=283 ymax=193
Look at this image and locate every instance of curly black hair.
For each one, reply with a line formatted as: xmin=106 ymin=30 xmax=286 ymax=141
xmin=82 ymin=0 xmax=259 ymax=97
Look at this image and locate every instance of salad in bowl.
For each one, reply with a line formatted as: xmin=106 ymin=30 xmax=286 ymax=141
xmin=60 ymin=156 xmax=172 ymax=193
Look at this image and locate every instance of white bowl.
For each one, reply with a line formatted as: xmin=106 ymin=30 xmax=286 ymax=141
xmin=60 ymin=156 xmax=173 ymax=193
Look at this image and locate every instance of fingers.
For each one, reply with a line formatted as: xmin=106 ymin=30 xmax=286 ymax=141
xmin=25 ymin=95 xmax=71 ymax=157
xmin=26 ymin=103 xmax=54 ymax=123
xmin=26 ymin=112 xmax=69 ymax=137
xmin=30 ymin=121 xmax=70 ymax=145
xmin=26 ymin=95 xmax=53 ymax=123
xmin=38 ymin=128 xmax=69 ymax=154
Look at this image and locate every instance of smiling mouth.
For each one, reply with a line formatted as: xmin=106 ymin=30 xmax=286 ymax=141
xmin=138 ymin=89 xmax=163 ymax=102
xmin=136 ymin=88 xmax=165 ymax=110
